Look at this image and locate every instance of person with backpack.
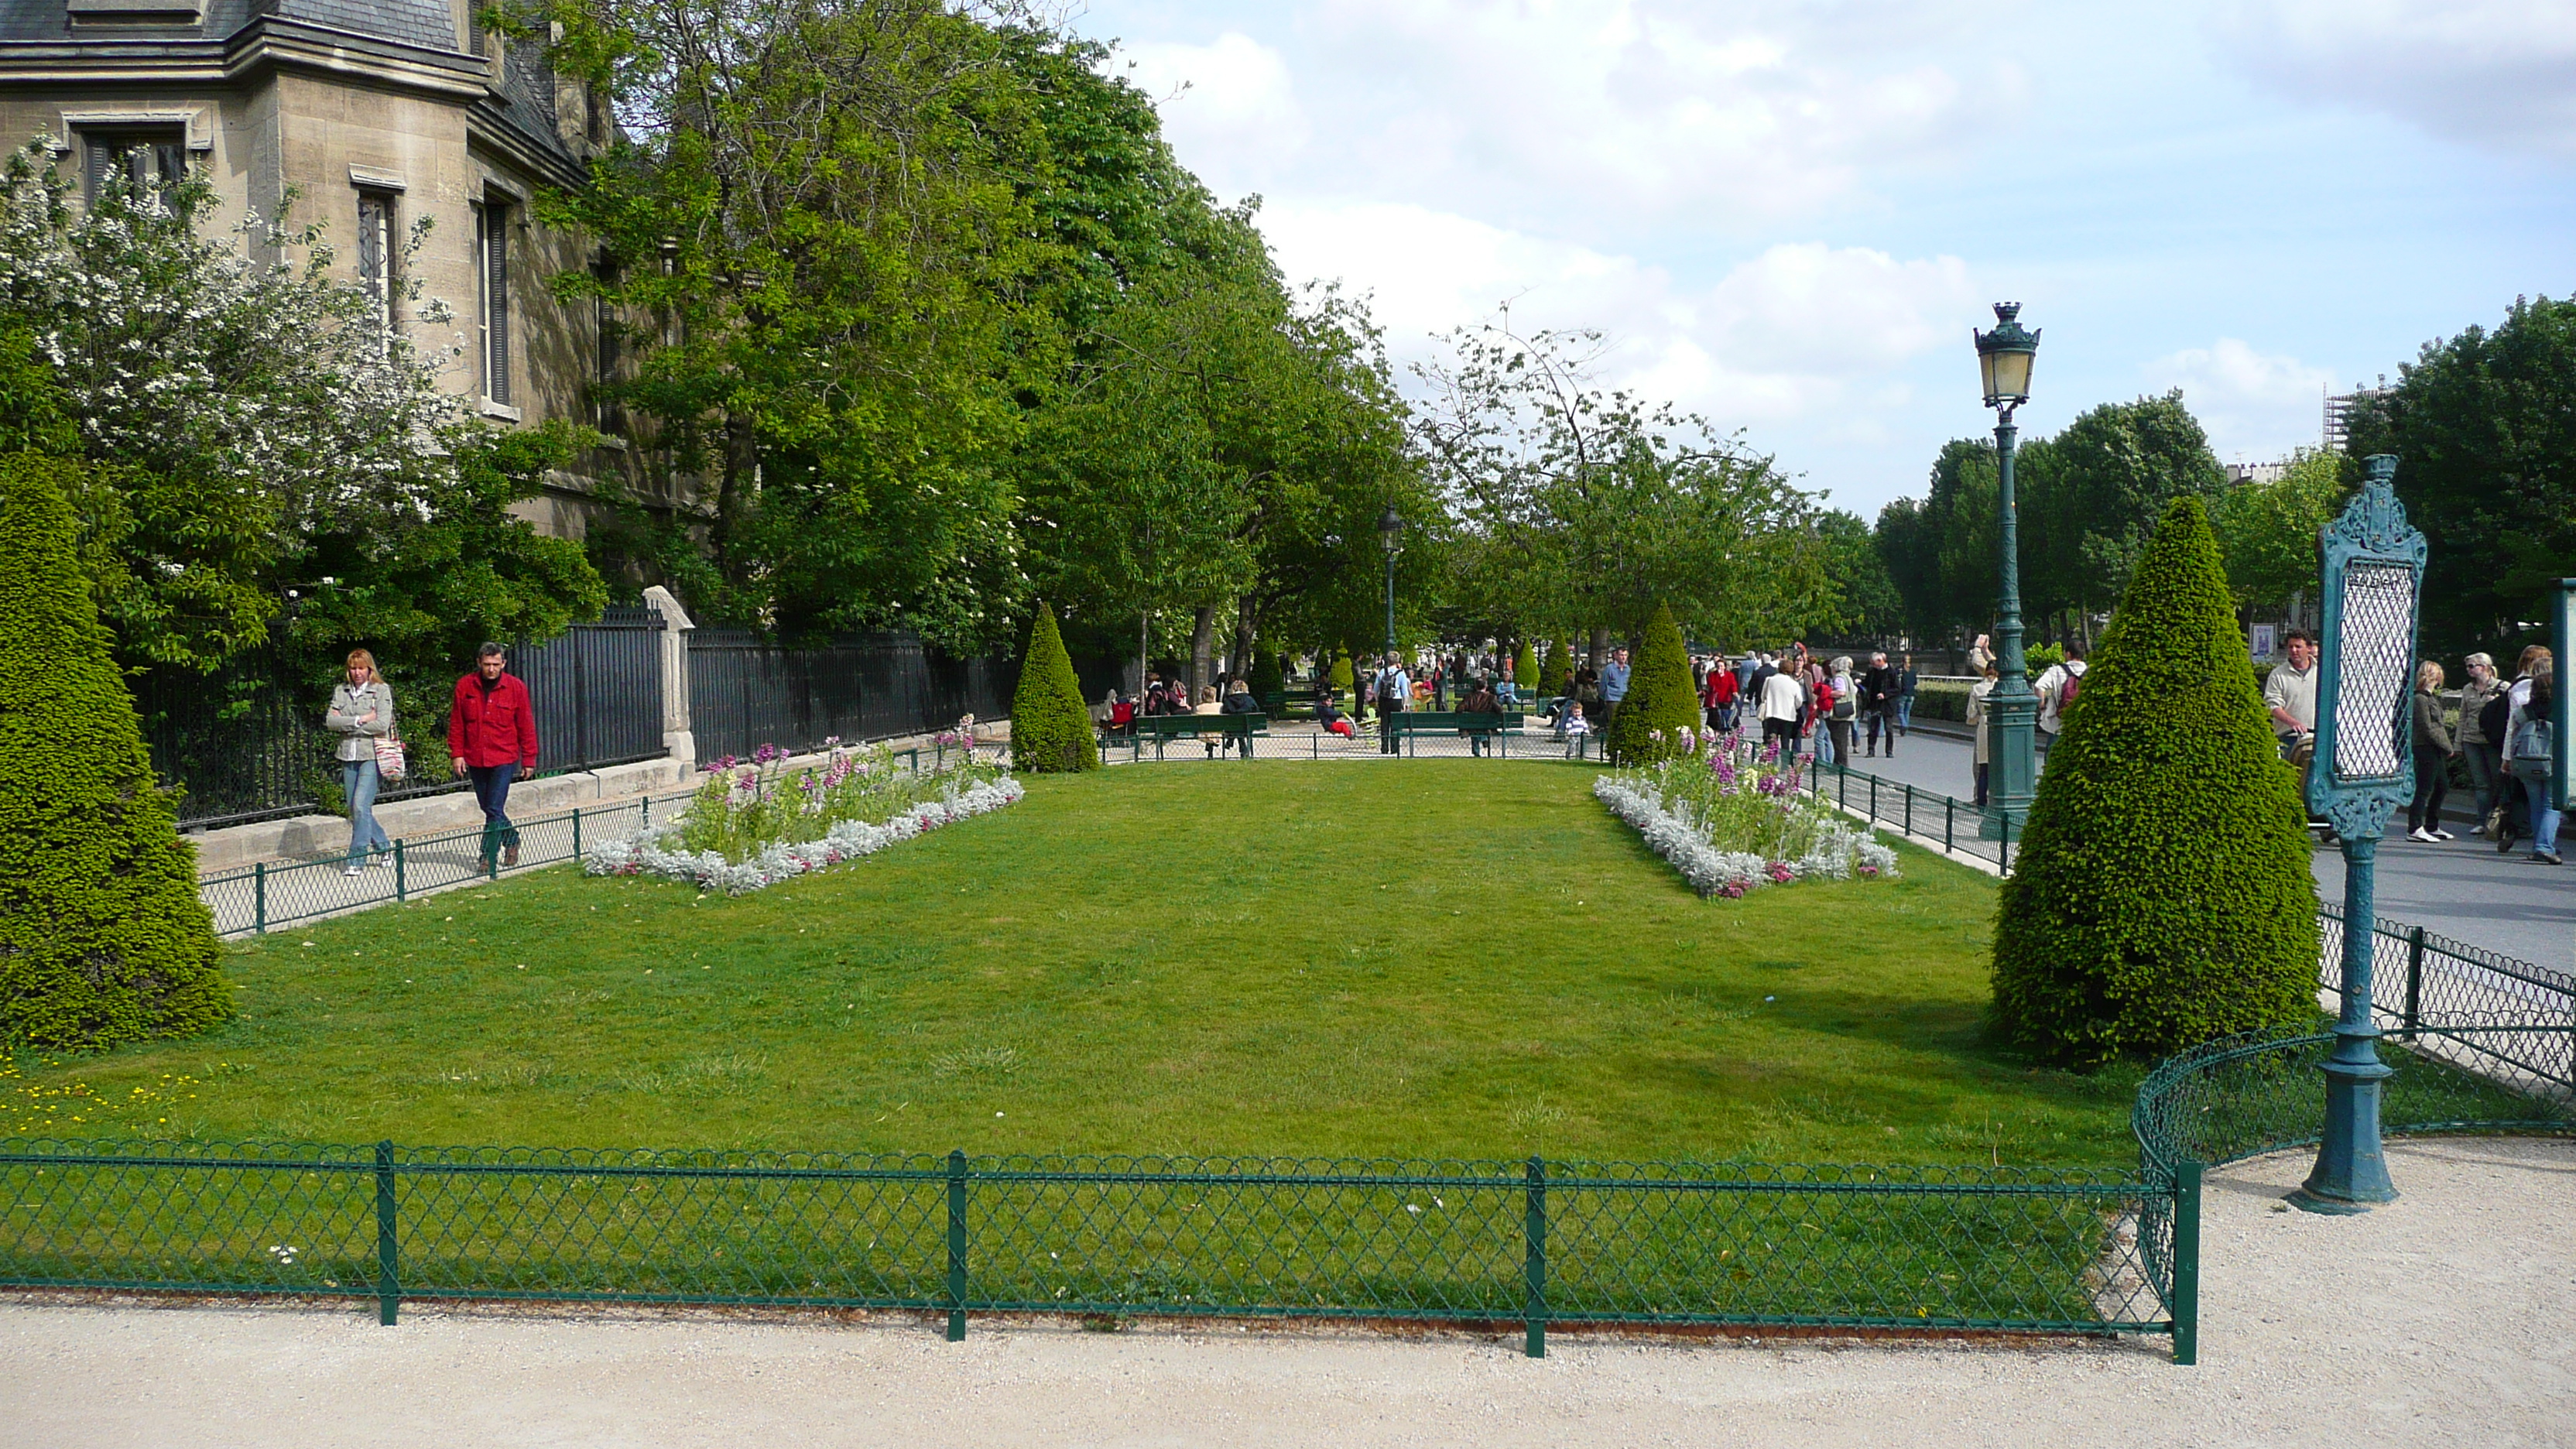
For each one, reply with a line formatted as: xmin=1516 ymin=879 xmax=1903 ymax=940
xmin=2034 ymin=642 xmax=2088 ymax=750
xmin=2499 ymin=649 xmax=2557 ymax=863
xmin=1375 ymin=653 xmax=1410 ymax=755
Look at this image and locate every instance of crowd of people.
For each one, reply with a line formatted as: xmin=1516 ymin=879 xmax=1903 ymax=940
xmin=1682 ymin=646 xmax=1920 ymax=771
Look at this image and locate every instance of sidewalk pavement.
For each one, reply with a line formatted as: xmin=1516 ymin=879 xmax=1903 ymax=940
xmin=1837 ymin=725 xmax=2569 ymax=975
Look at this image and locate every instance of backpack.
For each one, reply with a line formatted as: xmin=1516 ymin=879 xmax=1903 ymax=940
xmin=2480 ymin=690 xmax=2513 ymax=745
xmin=2057 ymin=666 xmax=2084 ymax=713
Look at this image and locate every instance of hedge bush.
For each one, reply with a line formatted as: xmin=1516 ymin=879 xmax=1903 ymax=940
xmin=1009 ymin=602 xmax=1098 ymax=773
xmin=1330 ymin=649 xmax=1354 ymax=696
xmin=1605 ymin=605 xmax=1700 ymax=765
xmin=1991 ymin=497 xmax=2318 ymax=1068
xmin=1513 ymin=641 xmax=1537 ymax=690
xmin=1538 ymin=636 xmax=1572 ymax=697
xmin=1246 ymin=648 xmax=1283 ymax=702
xmin=0 ymin=453 xmax=228 ymax=1050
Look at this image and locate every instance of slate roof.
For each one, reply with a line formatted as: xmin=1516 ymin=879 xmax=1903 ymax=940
xmin=0 ymin=0 xmax=451 ymax=48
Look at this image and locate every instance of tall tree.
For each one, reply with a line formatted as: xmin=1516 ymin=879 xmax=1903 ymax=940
xmin=2343 ymin=295 xmax=2576 ymax=664
xmin=2207 ymin=450 xmax=2348 ymax=618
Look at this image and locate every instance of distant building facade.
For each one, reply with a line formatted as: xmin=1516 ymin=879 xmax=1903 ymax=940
xmin=0 ymin=0 xmax=657 ymax=536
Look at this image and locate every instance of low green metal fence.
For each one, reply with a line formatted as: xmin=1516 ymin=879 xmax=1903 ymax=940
xmin=1814 ymin=762 xmax=2017 ymax=870
xmin=197 ymin=745 xmax=1009 ymax=938
xmin=0 ymin=1142 xmax=2187 ymax=1357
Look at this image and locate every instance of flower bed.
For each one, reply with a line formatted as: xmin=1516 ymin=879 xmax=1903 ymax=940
xmin=584 ymin=743 xmax=1023 ymax=894
xmin=1596 ymin=729 xmax=1898 ymax=898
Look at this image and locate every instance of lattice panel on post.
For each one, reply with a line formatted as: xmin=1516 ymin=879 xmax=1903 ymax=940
xmin=2331 ymin=560 xmax=2416 ymax=782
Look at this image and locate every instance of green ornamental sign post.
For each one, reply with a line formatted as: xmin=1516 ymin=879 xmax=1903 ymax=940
xmin=2290 ymin=454 xmax=2425 ymax=1214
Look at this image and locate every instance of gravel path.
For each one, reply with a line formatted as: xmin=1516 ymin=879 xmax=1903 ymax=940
xmin=2 ymin=1136 xmax=2568 ymax=1447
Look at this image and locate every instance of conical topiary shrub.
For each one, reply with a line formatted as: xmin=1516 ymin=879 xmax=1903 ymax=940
xmin=1246 ymin=647 xmax=1283 ymax=704
xmin=1992 ymin=497 xmax=2318 ymax=1068
xmin=0 ymin=453 xmax=228 ymax=1050
xmin=1009 ymin=602 xmax=1098 ymax=773
xmin=1538 ymin=636 xmax=1572 ymax=697
xmin=1330 ymin=649 xmax=1355 ymax=697
xmin=1605 ymin=604 xmax=1700 ymax=764
xmin=1514 ymin=640 xmax=1537 ymax=690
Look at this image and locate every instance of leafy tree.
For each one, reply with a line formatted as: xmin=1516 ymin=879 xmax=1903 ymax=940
xmin=2208 ymin=450 xmax=2347 ymax=615
xmin=1008 ymin=602 xmax=1097 ymax=772
xmin=1246 ymin=647 xmax=1283 ymax=701
xmin=1329 ymin=649 xmax=1354 ymax=696
xmin=1413 ymin=317 xmax=1827 ymax=653
xmin=2343 ymin=295 xmax=2576 ymax=664
xmin=1604 ymin=603 xmax=1697 ymax=764
xmin=1992 ymin=497 xmax=2317 ymax=1067
xmin=1810 ymin=509 xmax=1903 ymax=639
xmin=2031 ymin=392 xmax=2225 ymax=635
xmin=0 ymin=453 xmax=228 ymax=1049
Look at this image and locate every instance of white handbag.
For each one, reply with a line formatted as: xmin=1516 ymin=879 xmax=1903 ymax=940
xmin=375 ymin=728 xmax=409 ymax=783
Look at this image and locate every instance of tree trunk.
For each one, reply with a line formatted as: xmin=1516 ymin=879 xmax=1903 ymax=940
xmin=1588 ymin=625 xmax=1609 ymax=667
xmin=1233 ymin=598 xmax=1257 ymax=683
xmin=1190 ymin=606 xmax=1215 ymax=698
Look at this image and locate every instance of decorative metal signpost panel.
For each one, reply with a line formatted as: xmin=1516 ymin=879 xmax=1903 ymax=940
xmin=2556 ymin=578 xmax=2573 ymax=815
xmin=2290 ymin=454 xmax=2425 ymax=1214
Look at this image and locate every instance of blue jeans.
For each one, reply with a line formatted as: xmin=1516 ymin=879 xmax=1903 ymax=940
xmin=1897 ymin=697 xmax=1913 ymax=731
xmin=1812 ymin=720 xmax=1836 ymax=766
xmin=468 ymin=762 xmax=522 ymax=865
xmin=2511 ymin=759 xmax=2560 ymax=855
xmin=342 ymin=758 xmax=389 ymax=865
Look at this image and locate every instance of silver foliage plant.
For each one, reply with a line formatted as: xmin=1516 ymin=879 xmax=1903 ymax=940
xmin=1595 ymin=728 xmax=1899 ymax=898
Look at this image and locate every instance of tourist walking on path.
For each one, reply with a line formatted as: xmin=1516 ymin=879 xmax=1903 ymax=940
xmin=325 ymin=648 xmax=396 ymax=876
xmin=2407 ymin=659 xmax=2457 ymax=842
xmin=1375 ymin=653 xmax=1410 ymax=755
xmin=2502 ymin=653 xmax=2558 ymax=865
xmin=1757 ymin=659 xmax=1804 ymax=757
xmin=1704 ymin=657 xmax=1738 ymax=735
xmin=2033 ymin=642 xmax=2087 ymax=751
xmin=450 ymin=642 xmax=539 ymax=872
xmin=1595 ymin=647 xmax=1631 ymax=738
xmin=2264 ymin=629 xmax=2334 ymax=846
xmin=2458 ymin=653 xmax=2507 ymax=836
xmin=1861 ymin=650 xmax=1902 ymax=758
xmin=1821 ymin=656 xmax=1858 ymax=768
xmin=1965 ymin=661 xmax=1999 ymax=807
xmin=1967 ymin=633 xmax=1994 ymax=674
xmin=1896 ymin=654 xmax=1919 ymax=735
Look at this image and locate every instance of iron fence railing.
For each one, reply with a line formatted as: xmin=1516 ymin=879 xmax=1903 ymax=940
xmin=197 ymin=743 xmax=1010 ymax=937
xmin=688 ymin=632 xmax=1016 ymax=763
xmin=2132 ymin=1023 xmax=2574 ymax=1190
xmin=0 ymin=1142 xmax=2185 ymax=1357
xmin=2316 ymin=906 xmax=2574 ymax=1097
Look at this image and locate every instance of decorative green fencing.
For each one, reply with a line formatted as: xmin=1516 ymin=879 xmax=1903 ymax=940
xmin=0 ymin=1142 xmax=2187 ymax=1358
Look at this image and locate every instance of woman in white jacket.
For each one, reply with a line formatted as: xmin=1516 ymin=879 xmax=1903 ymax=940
xmin=325 ymin=648 xmax=396 ymax=875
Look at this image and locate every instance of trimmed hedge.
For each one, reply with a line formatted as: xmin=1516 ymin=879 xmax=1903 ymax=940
xmin=1605 ymin=604 xmax=1700 ymax=765
xmin=1513 ymin=640 xmax=1537 ymax=690
xmin=1538 ymin=636 xmax=1572 ymax=697
xmin=1009 ymin=602 xmax=1098 ymax=773
xmin=1330 ymin=649 xmax=1354 ymax=695
xmin=0 ymin=453 xmax=228 ymax=1050
xmin=1246 ymin=648 xmax=1283 ymax=701
xmin=1991 ymin=497 xmax=2318 ymax=1068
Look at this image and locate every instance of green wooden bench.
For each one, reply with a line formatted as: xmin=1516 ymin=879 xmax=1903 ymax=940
xmin=1382 ymin=711 xmax=1526 ymax=755
xmin=1132 ymin=713 xmax=1269 ymax=759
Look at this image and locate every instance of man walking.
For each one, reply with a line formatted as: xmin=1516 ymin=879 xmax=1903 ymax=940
xmin=1861 ymin=650 xmax=1903 ymax=758
xmin=2033 ymin=642 xmax=2088 ymax=752
xmin=1375 ymin=652 xmax=1410 ymax=755
xmin=2263 ymin=629 xmax=2332 ymax=845
xmin=450 ymin=642 xmax=540 ymax=870
xmin=1596 ymin=646 xmax=1631 ymax=738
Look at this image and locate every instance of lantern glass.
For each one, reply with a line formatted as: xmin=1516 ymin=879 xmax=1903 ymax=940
xmin=1979 ymin=346 xmax=2034 ymax=407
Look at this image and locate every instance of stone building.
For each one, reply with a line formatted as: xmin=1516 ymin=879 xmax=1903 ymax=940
xmin=0 ymin=0 xmax=645 ymax=535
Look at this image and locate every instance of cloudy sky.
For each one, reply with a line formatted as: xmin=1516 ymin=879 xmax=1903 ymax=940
xmin=1067 ymin=0 xmax=2576 ymax=517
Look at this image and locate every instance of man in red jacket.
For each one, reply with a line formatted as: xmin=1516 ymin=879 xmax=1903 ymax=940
xmin=450 ymin=642 xmax=540 ymax=870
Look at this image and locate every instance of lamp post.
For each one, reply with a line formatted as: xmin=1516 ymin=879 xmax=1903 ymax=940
xmin=1379 ymin=505 xmax=1403 ymax=659
xmin=1973 ymin=303 xmax=2041 ymax=834
xmin=2290 ymin=454 xmax=2425 ymax=1214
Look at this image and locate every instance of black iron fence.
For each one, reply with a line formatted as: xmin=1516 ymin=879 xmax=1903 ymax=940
xmin=688 ymin=631 xmax=1016 ymax=763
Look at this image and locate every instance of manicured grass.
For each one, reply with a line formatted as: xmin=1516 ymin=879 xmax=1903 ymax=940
xmin=8 ymin=762 xmax=2141 ymax=1166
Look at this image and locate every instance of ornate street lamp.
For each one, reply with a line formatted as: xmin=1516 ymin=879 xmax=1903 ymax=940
xmin=1973 ymin=303 xmax=2041 ymax=834
xmin=1379 ymin=505 xmax=1403 ymax=659
xmin=2290 ymin=454 xmax=2425 ymax=1214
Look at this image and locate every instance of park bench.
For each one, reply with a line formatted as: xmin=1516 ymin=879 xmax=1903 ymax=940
xmin=1382 ymin=711 xmax=1526 ymax=755
xmin=1132 ymin=712 xmax=1269 ymax=759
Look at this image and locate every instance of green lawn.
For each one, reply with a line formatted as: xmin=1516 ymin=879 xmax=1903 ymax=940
xmin=8 ymin=761 xmax=2141 ymax=1166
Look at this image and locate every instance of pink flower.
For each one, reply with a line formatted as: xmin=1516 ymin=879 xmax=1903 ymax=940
xmin=1719 ymin=879 xmax=1749 ymax=899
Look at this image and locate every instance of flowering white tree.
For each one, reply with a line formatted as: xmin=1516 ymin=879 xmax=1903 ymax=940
xmin=0 ymin=139 xmax=594 ymax=677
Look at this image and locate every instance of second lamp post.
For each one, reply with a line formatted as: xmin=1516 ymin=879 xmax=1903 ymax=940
xmin=1379 ymin=504 xmax=1403 ymax=658
xmin=1974 ymin=302 xmax=2042 ymax=834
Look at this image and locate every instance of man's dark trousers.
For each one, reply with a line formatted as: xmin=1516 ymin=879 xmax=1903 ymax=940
xmin=469 ymin=762 xmax=521 ymax=866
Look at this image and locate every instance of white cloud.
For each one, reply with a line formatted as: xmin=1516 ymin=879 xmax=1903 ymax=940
xmin=1128 ymin=1 xmax=2019 ymax=232
xmin=1122 ymin=33 xmax=1311 ymax=193
xmin=1262 ymin=202 xmax=1974 ymax=430
xmin=2215 ymin=0 xmax=2576 ymax=159
xmin=2143 ymin=338 xmax=2335 ymax=464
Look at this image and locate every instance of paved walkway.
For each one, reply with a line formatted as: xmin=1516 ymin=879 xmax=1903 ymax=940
xmin=2 ymin=1137 xmax=2566 ymax=1447
xmin=1846 ymin=727 xmax=2569 ymax=975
